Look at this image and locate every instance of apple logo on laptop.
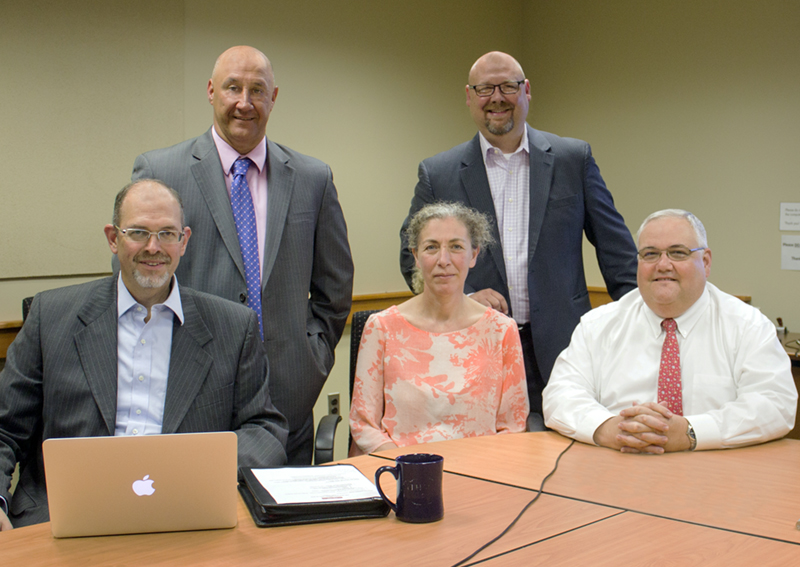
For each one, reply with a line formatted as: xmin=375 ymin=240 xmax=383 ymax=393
xmin=132 ymin=475 xmax=156 ymax=496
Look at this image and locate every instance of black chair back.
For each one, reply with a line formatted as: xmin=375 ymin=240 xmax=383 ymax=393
xmin=22 ymin=296 xmax=33 ymax=322
xmin=349 ymin=310 xmax=380 ymax=399
xmin=313 ymin=309 xmax=380 ymax=464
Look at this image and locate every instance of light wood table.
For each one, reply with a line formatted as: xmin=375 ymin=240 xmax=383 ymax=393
xmin=375 ymin=433 xmax=800 ymax=545
xmin=4 ymin=434 xmax=799 ymax=565
xmin=483 ymin=512 xmax=800 ymax=566
xmin=0 ymin=453 xmax=618 ymax=566
xmin=376 ymin=431 xmax=573 ymax=488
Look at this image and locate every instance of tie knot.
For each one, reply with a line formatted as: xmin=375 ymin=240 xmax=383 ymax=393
xmin=233 ymin=158 xmax=252 ymax=177
xmin=661 ymin=318 xmax=677 ymax=332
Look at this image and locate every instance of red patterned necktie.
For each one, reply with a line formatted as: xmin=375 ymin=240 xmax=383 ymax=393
xmin=658 ymin=318 xmax=683 ymax=415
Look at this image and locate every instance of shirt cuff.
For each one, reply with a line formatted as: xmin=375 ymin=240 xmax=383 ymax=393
xmin=0 ymin=494 xmax=8 ymax=516
xmin=685 ymin=413 xmax=721 ymax=451
xmin=578 ymin=408 xmax=617 ymax=446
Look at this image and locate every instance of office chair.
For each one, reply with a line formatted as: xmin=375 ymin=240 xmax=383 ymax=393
xmin=313 ymin=309 xmax=379 ymax=465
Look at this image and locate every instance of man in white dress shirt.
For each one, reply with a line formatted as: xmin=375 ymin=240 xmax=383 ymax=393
xmin=543 ymin=209 xmax=797 ymax=453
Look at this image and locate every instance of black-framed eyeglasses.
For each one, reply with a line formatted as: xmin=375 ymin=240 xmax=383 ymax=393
xmin=469 ymin=80 xmax=525 ymax=97
xmin=115 ymin=226 xmax=185 ymax=244
xmin=637 ymin=246 xmax=705 ymax=263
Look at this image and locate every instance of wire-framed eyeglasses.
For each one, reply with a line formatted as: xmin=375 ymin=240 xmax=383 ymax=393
xmin=637 ymin=246 xmax=705 ymax=263
xmin=468 ymin=80 xmax=525 ymax=97
xmin=115 ymin=226 xmax=185 ymax=244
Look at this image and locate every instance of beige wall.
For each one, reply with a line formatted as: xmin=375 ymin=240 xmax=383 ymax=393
xmin=0 ymin=0 xmax=522 ymax=322
xmin=523 ymin=1 xmax=800 ymax=324
xmin=2 ymin=1 xmax=799 ymax=460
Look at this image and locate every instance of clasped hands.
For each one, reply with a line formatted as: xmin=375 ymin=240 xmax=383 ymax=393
xmin=593 ymin=402 xmax=691 ymax=454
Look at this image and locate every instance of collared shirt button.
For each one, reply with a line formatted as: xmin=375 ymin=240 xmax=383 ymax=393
xmin=136 ymin=409 xmax=142 ymax=415
xmin=132 ymin=429 xmax=139 ymax=435
xmin=138 ymin=375 xmax=145 ymax=382
xmin=140 ymin=338 xmax=146 ymax=345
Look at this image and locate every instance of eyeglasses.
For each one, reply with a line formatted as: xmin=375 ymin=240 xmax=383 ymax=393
xmin=469 ymin=80 xmax=525 ymax=97
xmin=637 ymin=246 xmax=705 ymax=263
xmin=115 ymin=226 xmax=184 ymax=244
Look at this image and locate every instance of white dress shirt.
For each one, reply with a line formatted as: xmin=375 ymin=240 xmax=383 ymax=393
xmin=115 ymin=274 xmax=184 ymax=436
xmin=479 ymin=130 xmax=530 ymax=324
xmin=543 ymin=283 xmax=797 ymax=450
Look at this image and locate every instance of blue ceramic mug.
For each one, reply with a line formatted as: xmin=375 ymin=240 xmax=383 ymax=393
xmin=375 ymin=453 xmax=444 ymax=523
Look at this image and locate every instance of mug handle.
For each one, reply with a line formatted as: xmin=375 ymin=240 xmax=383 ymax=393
xmin=374 ymin=465 xmax=399 ymax=513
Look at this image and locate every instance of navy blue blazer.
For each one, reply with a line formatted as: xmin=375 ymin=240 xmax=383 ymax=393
xmin=400 ymin=126 xmax=638 ymax=383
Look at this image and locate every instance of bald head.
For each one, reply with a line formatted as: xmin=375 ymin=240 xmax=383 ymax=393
xmin=208 ymin=46 xmax=278 ymax=154
xmin=468 ymin=51 xmax=525 ymax=84
xmin=212 ymin=46 xmax=273 ymax=86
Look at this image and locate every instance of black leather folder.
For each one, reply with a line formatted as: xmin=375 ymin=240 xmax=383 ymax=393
xmin=238 ymin=465 xmax=390 ymax=527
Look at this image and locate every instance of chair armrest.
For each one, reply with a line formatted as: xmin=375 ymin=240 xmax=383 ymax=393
xmin=314 ymin=414 xmax=342 ymax=465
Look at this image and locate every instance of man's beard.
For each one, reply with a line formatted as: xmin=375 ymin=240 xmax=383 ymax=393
xmin=486 ymin=117 xmax=514 ymax=136
xmin=132 ymin=253 xmax=172 ymax=289
xmin=484 ymin=103 xmax=515 ymax=135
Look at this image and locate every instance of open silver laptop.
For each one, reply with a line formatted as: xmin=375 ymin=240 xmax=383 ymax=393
xmin=42 ymin=431 xmax=238 ymax=538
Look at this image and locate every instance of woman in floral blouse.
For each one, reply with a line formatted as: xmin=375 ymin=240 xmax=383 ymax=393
xmin=349 ymin=202 xmax=529 ymax=455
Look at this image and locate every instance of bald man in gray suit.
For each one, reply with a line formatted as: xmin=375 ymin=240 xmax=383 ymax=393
xmin=0 ymin=180 xmax=287 ymax=530
xmin=131 ymin=46 xmax=353 ymax=464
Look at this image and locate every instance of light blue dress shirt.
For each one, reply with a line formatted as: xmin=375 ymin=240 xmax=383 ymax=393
xmin=115 ymin=274 xmax=184 ymax=436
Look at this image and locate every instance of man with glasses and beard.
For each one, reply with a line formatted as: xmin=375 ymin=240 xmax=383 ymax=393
xmin=400 ymin=51 xmax=638 ymax=426
xmin=0 ymin=179 xmax=288 ymax=530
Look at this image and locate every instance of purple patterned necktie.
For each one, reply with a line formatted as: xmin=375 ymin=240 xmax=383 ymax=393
xmin=230 ymin=157 xmax=263 ymax=339
xmin=658 ymin=318 xmax=682 ymax=415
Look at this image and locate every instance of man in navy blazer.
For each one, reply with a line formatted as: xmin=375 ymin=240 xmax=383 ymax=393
xmin=131 ymin=46 xmax=353 ymax=464
xmin=0 ymin=180 xmax=288 ymax=530
xmin=400 ymin=52 xmax=637 ymax=421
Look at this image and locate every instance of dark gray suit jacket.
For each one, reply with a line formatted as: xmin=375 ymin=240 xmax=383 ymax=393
xmin=131 ymin=129 xmax=354 ymax=444
xmin=0 ymin=277 xmax=288 ymax=527
xmin=400 ymin=126 xmax=637 ymax=384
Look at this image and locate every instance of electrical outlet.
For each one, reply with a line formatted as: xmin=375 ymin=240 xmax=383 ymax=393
xmin=327 ymin=393 xmax=340 ymax=416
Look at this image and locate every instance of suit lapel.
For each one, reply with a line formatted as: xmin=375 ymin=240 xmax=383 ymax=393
xmin=262 ymin=139 xmax=294 ymax=287
xmin=527 ymin=125 xmax=554 ymax=266
xmin=460 ymin=135 xmax=508 ymax=285
xmin=74 ymin=278 xmax=119 ymax=436
xmin=191 ymin=129 xmax=246 ymax=278
xmin=161 ymin=289 xmax=213 ymax=434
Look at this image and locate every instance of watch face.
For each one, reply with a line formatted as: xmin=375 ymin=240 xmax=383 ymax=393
xmin=686 ymin=424 xmax=697 ymax=451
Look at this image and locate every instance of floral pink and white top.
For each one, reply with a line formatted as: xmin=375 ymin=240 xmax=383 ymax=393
xmin=349 ymin=306 xmax=529 ymax=454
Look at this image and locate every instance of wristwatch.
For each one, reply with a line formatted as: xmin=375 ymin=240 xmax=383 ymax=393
xmin=686 ymin=422 xmax=697 ymax=451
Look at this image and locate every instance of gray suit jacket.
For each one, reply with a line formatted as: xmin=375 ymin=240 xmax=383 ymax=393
xmin=131 ymin=129 xmax=354 ymax=440
xmin=400 ymin=126 xmax=638 ymax=384
xmin=0 ymin=277 xmax=288 ymax=527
